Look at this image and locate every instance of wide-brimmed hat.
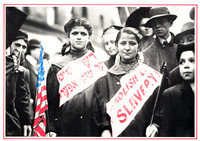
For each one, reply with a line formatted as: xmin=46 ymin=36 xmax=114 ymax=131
xmin=125 ymin=7 xmax=151 ymax=28
xmin=173 ymin=22 xmax=194 ymax=44
xmin=145 ymin=7 xmax=177 ymax=27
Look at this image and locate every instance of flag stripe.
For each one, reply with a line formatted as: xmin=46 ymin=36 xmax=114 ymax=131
xmin=34 ymin=125 xmax=46 ymax=136
xmin=33 ymin=46 xmax=48 ymax=137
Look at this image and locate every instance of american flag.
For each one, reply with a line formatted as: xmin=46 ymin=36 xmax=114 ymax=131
xmin=33 ymin=46 xmax=48 ymax=137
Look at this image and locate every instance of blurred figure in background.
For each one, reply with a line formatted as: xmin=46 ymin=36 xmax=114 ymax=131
xmin=102 ymin=25 xmax=122 ymax=69
xmin=6 ymin=30 xmax=32 ymax=136
xmin=143 ymin=7 xmax=178 ymax=72
xmin=126 ymin=7 xmax=154 ymax=51
xmin=25 ymin=39 xmax=42 ymax=125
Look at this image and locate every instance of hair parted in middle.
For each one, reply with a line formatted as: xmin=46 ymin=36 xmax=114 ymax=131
xmin=115 ymin=27 xmax=143 ymax=45
xmin=64 ymin=17 xmax=93 ymax=37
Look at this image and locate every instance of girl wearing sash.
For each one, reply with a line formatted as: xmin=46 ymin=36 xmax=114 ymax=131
xmin=93 ymin=27 xmax=156 ymax=137
xmin=46 ymin=18 xmax=98 ymax=136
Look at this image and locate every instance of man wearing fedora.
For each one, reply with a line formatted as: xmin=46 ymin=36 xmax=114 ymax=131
xmin=146 ymin=21 xmax=195 ymax=137
xmin=25 ymin=39 xmax=42 ymax=125
xmin=6 ymin=30 xmax=32 ymax=136
xmin=142 ymin=7 xmax=178 ymax=72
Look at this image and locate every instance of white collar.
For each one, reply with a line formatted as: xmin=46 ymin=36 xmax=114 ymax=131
xmin=158 ymin=33 xmax=172 ymax=45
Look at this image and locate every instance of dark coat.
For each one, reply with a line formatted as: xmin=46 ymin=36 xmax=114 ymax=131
xmin=159 ymin=81 xmax=194 ymax=137
xmin=46 ymin=50 xmax=99 ymax=136
xmin=6 ymin=56 xmax=31 ymax=136
xmin=104 ymin=55 xmax=116 ymax=69
xmin=93 ymin=61 xmax=159 ymax=137
xmin=168 ymin=66 xmax=183 ymax=87
xmin=25 ymin=57 xmax=38 ymax=104
xmin=142 ymin=33 xmax=178 ymax=72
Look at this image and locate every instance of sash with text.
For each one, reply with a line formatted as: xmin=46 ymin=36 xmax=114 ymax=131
xmin=106 ymin=63 xmax=162 ymax=137
xmin=57 ymin=50 xmax=108 ymax=107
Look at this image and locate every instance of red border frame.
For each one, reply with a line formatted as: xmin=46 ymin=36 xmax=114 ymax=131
xmin=3 ymin=3 xmax=198 ymax=140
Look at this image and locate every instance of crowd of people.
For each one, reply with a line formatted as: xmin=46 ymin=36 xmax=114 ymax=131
xmin=5 ymin=6 xmax=195 ymax=137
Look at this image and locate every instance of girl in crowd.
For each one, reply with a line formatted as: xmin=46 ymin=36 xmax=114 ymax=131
xmin=93 ymin=27 xmax=154 ymax=137
xmin=101 ymin=25 xmax=123 ymax=69
xmin=46 ymin=18 xmax=99 ymax=136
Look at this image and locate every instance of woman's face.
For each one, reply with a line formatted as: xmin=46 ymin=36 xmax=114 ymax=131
xmin=117 ymin=33 xmax=139 ymax=63
xmin=69 ymin=26 xmax=89 ymax=51
xmin=179 ymin=51 xmax=195 ymax=82
xmin=139 ymin=18 xmax=153 ymax=37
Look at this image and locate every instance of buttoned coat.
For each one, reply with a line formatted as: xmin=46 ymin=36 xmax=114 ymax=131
xmin=46 ymin=50 xmax=99 ymax=136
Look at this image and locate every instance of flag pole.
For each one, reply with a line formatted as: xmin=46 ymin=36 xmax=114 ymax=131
xmin=150 ymin=62 xmax=168 ymax=125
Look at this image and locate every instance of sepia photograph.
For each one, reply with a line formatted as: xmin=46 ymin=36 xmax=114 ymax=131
xmin=2 ymin=3 xmax=198 ymax=141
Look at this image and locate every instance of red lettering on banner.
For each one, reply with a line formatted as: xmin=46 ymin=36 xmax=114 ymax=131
xmin=94 ymin=62 xmax=104 ymax=71
xmin=88 ymin=52 xmax=97 ymax=59
xmin=140 ymin=68 xmax=146 ymax=76
xmin=154 ymin=70 xmax=161 ymax=77
xmin=117 ymin=109 xmax=127 ymax=123
xmin=129 ymin=97 xmax=138 ymax=109
xmin=132 ymin=75 xmax=138 ymax=84
xmin=57 ymin=72 xmax=64 ymax=81
xmin=80 ymin=69 xmax=93 ymax=83
xmin=114 ymin=97 xmax=119 ymax=105
xmin=140 ymin=85 xmax=146 ymax=96
xmin=144 ymin=79 xmax=150 ymax=88
xmin=82 ymin=56 xmax=90 ymax=68
xmin=60 ymin=80 xmax=78 ymax=98
xmin=123 ymin=105 xmax=133 ymax=116
xmin=122 ymin=85 xmax=129 ymax=96
xmin=65 ymin=67 xmax=72 ymax=75
xmin=147 ymin=73 xmax=157 ymax=82
xmin=118 ymin=92 xmax=123 ymax=100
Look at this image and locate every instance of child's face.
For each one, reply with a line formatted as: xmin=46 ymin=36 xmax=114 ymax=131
xmin=179 ymin=50 xmax=195 ymax=82
xmin=117 ymin=33 xmax=139 ymax=63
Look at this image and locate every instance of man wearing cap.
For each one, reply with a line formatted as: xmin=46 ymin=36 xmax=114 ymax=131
xmin=142 ymin=7 xmax=178 ymax=72
xmin=6 ymin=30 xmax=32 ymax=136
xmin=25 ymin=39 xmax=41 ymax=123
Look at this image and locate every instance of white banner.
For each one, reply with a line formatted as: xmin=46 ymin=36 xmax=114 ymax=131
xmin=106 ymin=63 xmax=162 ymax=137
xmin=57 ymin=50 xmax=108 ymax=107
